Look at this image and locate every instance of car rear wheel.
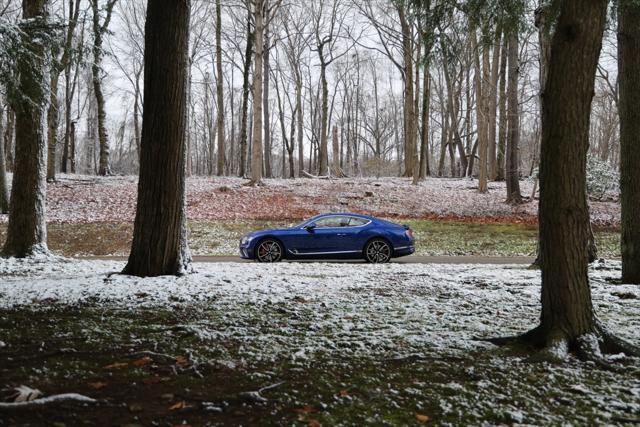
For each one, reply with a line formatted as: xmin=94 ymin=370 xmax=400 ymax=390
xmin=256 ymin=239 xmax=283 ymax=262
xmin=364 ymin=238 xmax=392 ymax=263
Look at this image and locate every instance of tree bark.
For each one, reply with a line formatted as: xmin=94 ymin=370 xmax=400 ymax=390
xmin=496 ymin=33 xmax=507 ymax=181
xmin=262 ymin=0 xmax=271 ymax=178
xmin=249 ymin=0 xmax=264 ymax=185
xmin=537 ymin=0 xmax=607 ymax=342
xmin=619 ymin=0 xmax=640 ymax=283
xmin=215 ymin=0 xmax=225 ymax=176
xmin=419 ymin=58 xmax=430 ymax=178
xmin=3 ymin=108 xmax=15 ymax=172
xmin=505 ymin=30 xmax=522 ymax=204
xmin=123 ymin=0 xmax=192 ymax=277
xmin=90 ymin=0 xmax=116 ymax=176
xmin=399 ymin=6 xmax=415 ymax=177
xmin=488 ymin=28 xmax=501 ymax=180
xmin=0 ymin=105 xmax=9 ymax=213
xmin=2 ymin=0 xmax=50 ymax=257
xmin=239 ymin=10 xmax=253 ymax=178
xmin=472 ymin=27 xmax=488 ymax=193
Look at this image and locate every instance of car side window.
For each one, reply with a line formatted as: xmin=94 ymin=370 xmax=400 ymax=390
xmin=348 ymin=217 xmax=369 ymax=226
xmin=315 ymin=216 xmax=349 ymax=228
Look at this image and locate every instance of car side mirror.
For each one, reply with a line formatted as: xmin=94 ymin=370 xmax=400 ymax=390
xmin=304 ymin=223 xmax=316 ymax=232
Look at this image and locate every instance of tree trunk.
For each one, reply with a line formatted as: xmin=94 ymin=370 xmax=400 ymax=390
xmin=619 ymin=0 xmax=640 ymax=283
xmin=488 ymin=28 xmax=501 ymax=180
xmin=496 ymin=34 xmax=507 ymax=181
xmin=239 ymin=10 xmax=253 ymax=178
xmin=318 ymin=60 xmax=329 ymax=176
xmin=399 ymin=7 xmax=415 ymax=177
xmin=0 ymin=105 xmax=9 ymax=213
xmin=472 ymin=27 xmax=488 ymax=193
xmin=2 ymin=0 xmax=50 ymax=257
xmin=249 ymin=0 xmax=264 ymax=185
xmin=505 ymin=30 xmax=522 ymax=204
xmin=215 ymin=0 xmax=225 ymax=176
xmin=91 ymin=0 xmax=116 ymax=176
xmin=124 ymin=0 xmax=192 ymax=277
xmin=46 ymin=73 xmax=59 ymax=181
xmin=296 ymin=70 xmax=304 ymax=176
xmin=4 ymin=108 xmax=15 ymax=172
xmin=262 ymin=0 xmax=271 ymax=178
xmin=419 ymin=59 xmax=430 ymax=178
xmin=537 ymin=0 xmax=606 ymax=344
xmin=332 ymin=124 xmax=343 ymax=177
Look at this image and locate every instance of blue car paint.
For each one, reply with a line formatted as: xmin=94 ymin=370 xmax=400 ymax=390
xmin=239 ymin=213 xmax=415 ymax=261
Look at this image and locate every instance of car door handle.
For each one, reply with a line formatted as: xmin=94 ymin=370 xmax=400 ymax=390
xmin=337 ymin=233 xmax=347 ymax=237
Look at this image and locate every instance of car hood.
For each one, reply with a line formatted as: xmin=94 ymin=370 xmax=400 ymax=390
xmin=242 ymin=228 xmax=293 ymax=240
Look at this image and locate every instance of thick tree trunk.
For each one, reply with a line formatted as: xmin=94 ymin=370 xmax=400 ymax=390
xmin=505 ymin=31 xmax=522 ymax=204
xmin=123 ymin=0 xmax=192 ymax=277
xmin=2 ymin=0 xmax=50 ymax=257
xmin=537 ymin=0 xmax=606 ymax=342
xmin=619 ymin=0 xmax=640 ymax=283
xmin=249 ymin=0 xmax=264 ymax=185
xmin=0 ymin=105 xmax=9 ymax=213
xmin=4 ymin=108 xmax=15 ymax=172
xmin=46 ymin=73 xmax=59 ymax=181
xmin=215 ymin=0 xmax=225 ymax=176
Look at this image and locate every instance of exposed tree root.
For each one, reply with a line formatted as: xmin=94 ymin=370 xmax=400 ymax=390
xmin=483 ymin=323 xmax=640 ymax=368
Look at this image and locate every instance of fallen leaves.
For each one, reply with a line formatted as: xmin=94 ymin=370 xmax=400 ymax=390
xmin=87 ymin=381 xmax=108 ymax=390
xmin=415 ymin=413 xmax=432 ymax=423
xmin=169 ymin=400 xmax=191 ymax=411
xmin=142 ymin=376 xmax=161 ymax=385
xmin=103 ymin=362 xmax=128 ymax=370
xmin=132 ymin=356 xmax=152 ymax=367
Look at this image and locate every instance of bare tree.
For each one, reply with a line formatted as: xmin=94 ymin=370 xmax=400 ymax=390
xmin=90 ymin=0 xmax=117 ymax=176
xmin=3 ymin=0 xmax=51 ymax=257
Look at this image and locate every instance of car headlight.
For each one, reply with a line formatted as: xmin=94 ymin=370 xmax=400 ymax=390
xmin=240 ymin=236 xmax=252 ymax=246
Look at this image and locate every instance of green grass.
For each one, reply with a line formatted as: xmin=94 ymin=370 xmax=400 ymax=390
xmin=0 ymin=220 xmax=621 ymax=258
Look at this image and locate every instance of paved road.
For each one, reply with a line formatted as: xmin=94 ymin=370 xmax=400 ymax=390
xmin=86 ymin=255 xmax=536 ymax=265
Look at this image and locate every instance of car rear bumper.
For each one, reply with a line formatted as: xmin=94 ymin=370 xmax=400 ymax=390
xmin=393 ymin=245 xmax=415 ymax=257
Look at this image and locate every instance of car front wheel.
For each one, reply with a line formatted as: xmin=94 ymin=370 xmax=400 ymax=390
xmin=364 ymin=238 xmax=392 ymax=263
xmin=255 ymin=239 xmax=283 ymax=262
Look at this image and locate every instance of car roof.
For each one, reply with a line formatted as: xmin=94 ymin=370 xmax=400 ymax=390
xmin=313 ymin=213 xmax=376 ymax=221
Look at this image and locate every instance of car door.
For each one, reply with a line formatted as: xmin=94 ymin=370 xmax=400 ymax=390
xmin=334 ymin=216 xmax=371 ymax=251
xmin=291 ymin=216 xmax=347 ymax=254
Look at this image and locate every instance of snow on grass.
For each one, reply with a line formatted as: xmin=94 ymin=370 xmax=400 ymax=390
xmin=0 ymin=257 xmax=638 ymax=425
xmin=1 ymin=258 xmax=637 ymax=361
xmin=0 ymin=174 xmax=621 ymax=226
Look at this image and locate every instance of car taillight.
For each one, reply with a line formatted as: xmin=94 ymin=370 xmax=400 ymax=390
xmin=405 ymin=229 xmax=414 ymax=240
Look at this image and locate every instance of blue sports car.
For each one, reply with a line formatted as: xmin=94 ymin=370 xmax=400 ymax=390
xmin=239 ymin=213 xmax=415 ymax=263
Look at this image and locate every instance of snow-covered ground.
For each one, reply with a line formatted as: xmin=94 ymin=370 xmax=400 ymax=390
xmin=1 ymin=258 xmax=637 ymax=359
xmin=1 ymin=258 xmax=638 ymax=425
xmin=0 ymin=174 xmax=621 ymax=226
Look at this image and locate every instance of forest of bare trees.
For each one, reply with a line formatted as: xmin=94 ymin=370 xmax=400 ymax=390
xmin=0 ymin=0 xmax=623 ymax=189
